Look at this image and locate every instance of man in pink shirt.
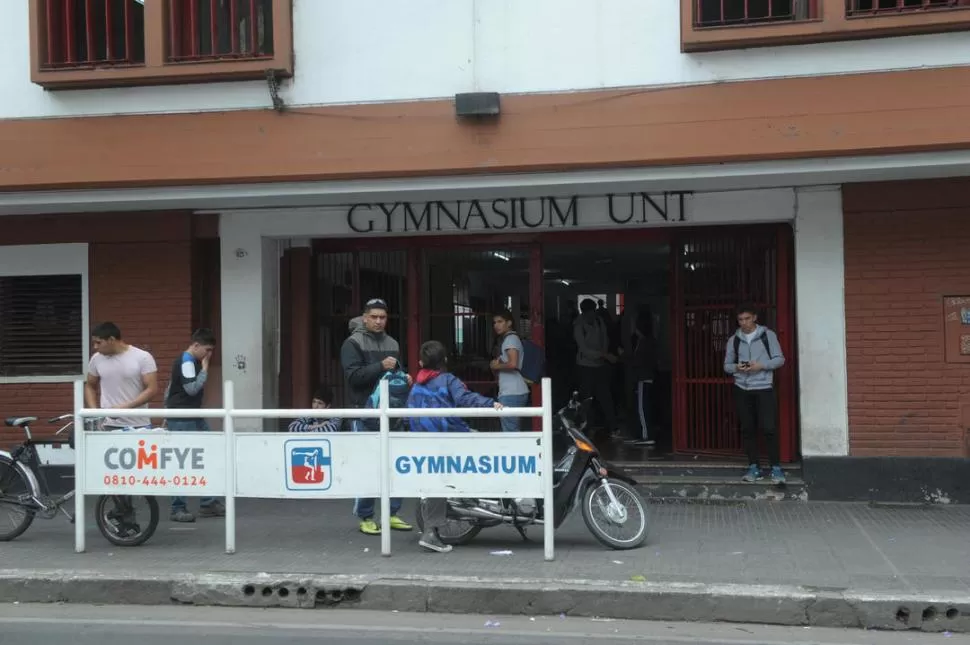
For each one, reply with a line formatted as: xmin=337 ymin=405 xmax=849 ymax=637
xmin=84 ymin=322 xmax=159 ymax=430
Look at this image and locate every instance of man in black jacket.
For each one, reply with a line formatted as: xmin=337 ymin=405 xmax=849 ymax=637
xmin=339 ymin=298 xmax=413 ymax=536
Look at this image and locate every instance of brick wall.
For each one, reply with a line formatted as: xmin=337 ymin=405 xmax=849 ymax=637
xmin=844 ymin=180 xmax=970 ymax=457
xmin=0 ymin=212 xmax=200 ymax=448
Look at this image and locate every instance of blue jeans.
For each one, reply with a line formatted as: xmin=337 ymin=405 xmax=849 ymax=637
xmin=167 ymin=418 xmax=218 ymax=512
xmin=497 ymin=393 xmax=530 ymax=432
xmin=351 ymin=418 xmax=402 ymax=520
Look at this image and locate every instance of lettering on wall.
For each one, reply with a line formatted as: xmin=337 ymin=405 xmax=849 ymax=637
xmin=346 ymin=192 xmax=689 ymax=234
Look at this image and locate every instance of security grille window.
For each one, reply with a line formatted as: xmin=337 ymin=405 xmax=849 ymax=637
xmin=0 ymin=275 xmax=84 ymax=377
xmin=38 ymin=0 xmax=146 ymax=70
xmin=695 ymin=0 xmax=814 ymax=26
xmin=168 ymin=0 xmax=276 ymax=62
xmin=847 ymin=0 xmax=969 ymax=15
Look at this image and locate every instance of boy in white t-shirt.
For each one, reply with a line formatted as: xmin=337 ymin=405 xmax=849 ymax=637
xmin=84 ymin=322 xmax=158 ymax=430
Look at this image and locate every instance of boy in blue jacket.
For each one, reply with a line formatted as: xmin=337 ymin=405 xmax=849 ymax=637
xmin=407 ymin=340 xmax=503 ymax=553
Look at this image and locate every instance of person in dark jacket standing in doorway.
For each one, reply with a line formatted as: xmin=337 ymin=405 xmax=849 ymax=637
xmin=724 ymin=303 xmax=786 ymax=485
xmin=340 ymin=298 xmax=414 ymax=536
xmin=164 ymin=328 xmax=222 ymax=523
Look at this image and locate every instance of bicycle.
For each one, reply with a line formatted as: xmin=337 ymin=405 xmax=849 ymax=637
xmin=0 ymin=414 xmax=159 ymax=547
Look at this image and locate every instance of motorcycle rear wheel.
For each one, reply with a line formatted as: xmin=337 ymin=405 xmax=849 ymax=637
xmin=415 ymin=498 xmax=482 ymax=546
xmin=581 ymin=478 xmax=648 ymax=550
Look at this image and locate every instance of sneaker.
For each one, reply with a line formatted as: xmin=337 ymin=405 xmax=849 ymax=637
xmin=741 ymin=464 xmax=763 ymax=483
xmin=389 ymin=515 xmax=413 ymax=531
xmin=198 ymin=501 xmax=226 ymax=518
xmin=170 ymin=509 xmax=195 ymax=523
xmin=359 ymin=518 xmax=381 ymax=535
xmin=634 ymin=439 xmax=656 ymax=446
xmin=418 ymin=530 xmax=453 ymax=553
xmin=770 ymin=466 xmax=786 ymax=485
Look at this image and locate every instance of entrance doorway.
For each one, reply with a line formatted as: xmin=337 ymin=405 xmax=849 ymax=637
xmin=541 ymin=242 xmax=674 ymax=453
xmin=306 ymin=224 xmax=796 ymax=463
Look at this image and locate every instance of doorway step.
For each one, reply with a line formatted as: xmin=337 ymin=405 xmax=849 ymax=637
xmin=622 ymin=461 xmax=808 ymax=503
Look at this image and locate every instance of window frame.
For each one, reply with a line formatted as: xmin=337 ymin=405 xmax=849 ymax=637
xmin=0 ymin=244 xmax=90 ymax=384
xmin=681 ymin=0 xmax=970 ymax=52
xmin=29 ymin=0 xmax=293 ymax=90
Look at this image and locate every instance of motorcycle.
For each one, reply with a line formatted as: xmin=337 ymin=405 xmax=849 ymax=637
xmin=415 ymin=392 xmax=649 ymax=550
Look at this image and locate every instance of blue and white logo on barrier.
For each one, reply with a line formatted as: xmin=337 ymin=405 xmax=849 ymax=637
xmin=284 ymin=439 xmax=332 ymax=491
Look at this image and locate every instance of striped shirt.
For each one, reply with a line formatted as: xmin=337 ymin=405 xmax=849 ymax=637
xmin=287 ymin=417 xmax=342 ymax=433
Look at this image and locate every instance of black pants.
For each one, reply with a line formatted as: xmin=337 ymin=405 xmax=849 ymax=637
xmin=578 ymin=365 xmax=617 ymax=433
xmin=733 ymin=386 xmax=780 ymax=467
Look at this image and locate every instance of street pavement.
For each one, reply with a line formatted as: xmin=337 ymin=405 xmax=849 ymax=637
xmin=1 ymin=499 xmax=969 ymax=632
xmin=0 ymin=605 xmax=958 ymax=645
xmin=2 ymin=498 xmax=967 ymax=595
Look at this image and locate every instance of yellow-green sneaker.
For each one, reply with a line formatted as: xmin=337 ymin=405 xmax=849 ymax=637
xmin=389 ymin=515 xmax=413 ymax=531
xmin=359 ymin=518 xmax=381 ymax=535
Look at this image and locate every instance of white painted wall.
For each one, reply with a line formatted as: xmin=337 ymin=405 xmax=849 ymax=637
xmin=3 ymin=0 xmax=970 ymax=119
xmin=793 ymin=187 xmax=849 ymax=457
xmin=219 ymin=217 xmax=272 ymax=431
xmin=0 ymin=243 xmax=90 ymax=384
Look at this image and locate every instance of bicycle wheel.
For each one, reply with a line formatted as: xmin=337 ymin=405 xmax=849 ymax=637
xmin=0 ymin=456 xmax=36 ymax=541
xmin=94 ymin=495 xmax=159 ymax=547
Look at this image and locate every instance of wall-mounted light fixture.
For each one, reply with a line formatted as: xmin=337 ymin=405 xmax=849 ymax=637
xmin=454 ymin=92 xmax=501 ymax=120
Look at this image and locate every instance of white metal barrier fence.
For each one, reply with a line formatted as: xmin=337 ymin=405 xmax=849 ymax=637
xmin=74 ymin=378 xmax=555 ymax=560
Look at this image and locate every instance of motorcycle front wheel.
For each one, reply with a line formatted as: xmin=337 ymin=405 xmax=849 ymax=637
xmin=95 ymin=495 xmax=159 ymax=547
xmin=581 ymin=478 xmax=648 ymax=550
xmin=415 ymin=498 xmax=482 ymax=546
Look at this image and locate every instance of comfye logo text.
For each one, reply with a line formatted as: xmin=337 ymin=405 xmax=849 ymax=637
xmin=104 ymin=440 xmax=205 ymax=471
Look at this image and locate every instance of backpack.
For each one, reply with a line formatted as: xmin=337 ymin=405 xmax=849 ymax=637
xmin=733 ymin=333 xmax=773 ymax=362
xmin=362 ymin=369 xmax=410 ymax=431
xmin=407 ymin=382 xmax=453 ymax=433
xmin=506 ymin=332 xmax=545 ymax=385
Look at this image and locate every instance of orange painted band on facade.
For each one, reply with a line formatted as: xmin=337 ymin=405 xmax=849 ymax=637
xmin=2 ymin=66 xmax=970 ymax=192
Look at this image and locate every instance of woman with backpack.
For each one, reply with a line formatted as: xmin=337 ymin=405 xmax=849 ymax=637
xmin=489 ymin=309 xmax=531 ymax=432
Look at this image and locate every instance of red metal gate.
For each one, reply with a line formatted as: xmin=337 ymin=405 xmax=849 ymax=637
xmin=671 ymin=225 xmax=796 ymax=461
xmin=313 ymin=248 xmax=409 ymax=408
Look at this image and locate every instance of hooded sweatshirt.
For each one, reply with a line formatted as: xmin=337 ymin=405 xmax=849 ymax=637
xmin=406 ymin=369 xmax=495 ymax=433
xmin=723 ymin=325 xmax=785 ymax=391
xmin=340 ymin=316 xmax=402 ymax=407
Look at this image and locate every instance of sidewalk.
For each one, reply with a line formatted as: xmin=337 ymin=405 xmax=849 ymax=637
xmin=2 ymin=499 xmax=968 ymax=632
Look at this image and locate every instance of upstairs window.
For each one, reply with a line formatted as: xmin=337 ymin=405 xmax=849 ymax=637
xmin=695 ymin=0 xmax=816 ymax=27
xmin=168 ymin=0 xmax=275 ymax=63
xmin=847 ymin=0 xmax=970 ymax=15
xmin=29 ymin=0 xmax=292 ymax=90
xmin=38 ymin=0 xmax=146 ymax=70
xmin=0 ymin=275 xmax=84 ymax=378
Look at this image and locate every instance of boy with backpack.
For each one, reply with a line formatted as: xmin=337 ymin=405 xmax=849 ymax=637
xmin=723 ymin=303 xmax=787 ymax=484
xmin=408 ymin=340 xmax=504 ymax=553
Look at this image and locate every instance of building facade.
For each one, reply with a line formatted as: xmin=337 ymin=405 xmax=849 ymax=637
xmin=2 ymin=0 xmax=970 ymax=501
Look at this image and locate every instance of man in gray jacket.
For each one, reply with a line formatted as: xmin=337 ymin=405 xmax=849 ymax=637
xmin=723 ymin=303 xmax=786 ymax=484
xmin=340 ymin=298 xmax=413 ymax=536
xmin=574 ymin=298 xmax=619 ymax=436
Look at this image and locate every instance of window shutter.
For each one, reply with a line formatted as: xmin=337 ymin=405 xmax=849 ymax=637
xmin=0 ymin=275 xmax=84 ymax=377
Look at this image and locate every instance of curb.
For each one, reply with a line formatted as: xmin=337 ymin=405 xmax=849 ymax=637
xmin=1 ymin=570 xmax=967 ymax=633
